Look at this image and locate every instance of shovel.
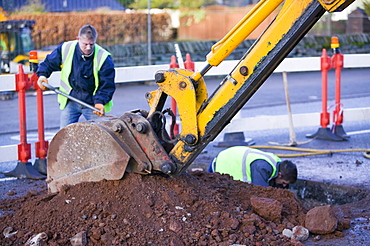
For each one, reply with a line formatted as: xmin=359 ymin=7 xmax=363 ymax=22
xmin=41 ymin=82 xmax=104 ymax=116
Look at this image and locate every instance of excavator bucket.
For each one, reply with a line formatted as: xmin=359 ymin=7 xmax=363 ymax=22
xmin=46 ymin=121 xmax=131 ymax=193
xmin=46 ymin=112 xmax=176 ymax=193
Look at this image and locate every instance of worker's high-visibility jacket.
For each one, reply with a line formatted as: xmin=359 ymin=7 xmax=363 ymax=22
xmin=59 ymin=40 xmax=113 ymax=112
xmin=212 ymin=146 xmax=280 ymax=183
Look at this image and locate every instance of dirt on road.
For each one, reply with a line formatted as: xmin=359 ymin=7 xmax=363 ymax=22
xmin=1 ymin=170 xmax=370 ymax=246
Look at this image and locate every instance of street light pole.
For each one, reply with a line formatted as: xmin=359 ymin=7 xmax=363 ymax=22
xmin=147 ymin=0 xmax=152 ymax=65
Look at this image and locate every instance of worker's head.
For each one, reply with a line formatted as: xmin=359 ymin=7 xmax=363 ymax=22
xmin=275 ymin=160 xmax=297 ymax=187
xmin=77 ymin=24 xmax=97 ymax=56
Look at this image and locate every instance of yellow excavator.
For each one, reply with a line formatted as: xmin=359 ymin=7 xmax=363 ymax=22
xmin=46 ymin=0 xmax=355 ymax=193
xmin=0 ymin=7 xmax=50 ymax=99
xmin=0 ymin=18 xmax=36 ymax=99
xmin=0 ymin=7 xmax=50 ymax=73
xmin=0 ymin=7 xmax=35 ymax=74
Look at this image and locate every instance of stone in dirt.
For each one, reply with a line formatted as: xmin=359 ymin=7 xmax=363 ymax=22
xmin=305 ymin=205 xmax=338 ymax=234
xmin=250 ymin=196 xmax=282 ymax=222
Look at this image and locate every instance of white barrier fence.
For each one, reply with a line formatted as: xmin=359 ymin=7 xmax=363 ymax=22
xmin=0 ymin=54 xmax=370 ymax=163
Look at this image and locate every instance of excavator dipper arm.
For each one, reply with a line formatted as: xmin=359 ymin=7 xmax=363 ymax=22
xmin=46 ymin=0 xmax=354 ymax=192
xmin=151 ymin=0 xmax=354 ymax=176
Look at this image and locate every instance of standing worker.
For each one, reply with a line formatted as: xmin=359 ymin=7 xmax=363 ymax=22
xmin=208 ymin=146 xmax=298 ymax=188
xmin=37 ymin=24 xmax=115 ymax=128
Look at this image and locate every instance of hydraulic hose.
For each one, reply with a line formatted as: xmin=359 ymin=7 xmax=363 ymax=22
xmin=249 ymin=145 xmax=370 ymax=159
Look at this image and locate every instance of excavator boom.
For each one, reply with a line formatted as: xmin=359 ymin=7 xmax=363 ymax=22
xmin=47 ymin=0 xmax=355 ymax=193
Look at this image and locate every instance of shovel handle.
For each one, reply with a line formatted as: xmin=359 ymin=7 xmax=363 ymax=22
xmin=42 ymin=82 xmax=103 ymax=114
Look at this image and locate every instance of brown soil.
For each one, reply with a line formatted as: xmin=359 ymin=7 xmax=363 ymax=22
xmin=0 ymin=171 xmax=369 ymax=246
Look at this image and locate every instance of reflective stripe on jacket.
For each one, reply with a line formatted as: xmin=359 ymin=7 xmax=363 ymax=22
xmin=214 ymin=146 xmax=280 ymax=182
xmin=58 ymin=40 xmax=113 ymax=112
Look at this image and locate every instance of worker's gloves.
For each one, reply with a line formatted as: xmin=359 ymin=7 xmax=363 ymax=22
xmin=37 ymin=76 xmax=49 ymax=90
xmin=93 ymin=103 xmax=104 ymax=117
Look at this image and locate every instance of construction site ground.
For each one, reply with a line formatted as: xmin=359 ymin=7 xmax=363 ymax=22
xmin=0 ymin=68 xmax=369 ymax=245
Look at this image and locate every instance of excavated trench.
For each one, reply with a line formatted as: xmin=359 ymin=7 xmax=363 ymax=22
xmin=289 ymin=179 xmax=369 ymax=209
xmin=289 ymin=179 xmax=370 ymax=245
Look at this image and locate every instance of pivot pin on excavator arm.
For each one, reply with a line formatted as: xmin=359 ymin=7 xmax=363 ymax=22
xmin=46 ymin=0 xmax=354 ymax=193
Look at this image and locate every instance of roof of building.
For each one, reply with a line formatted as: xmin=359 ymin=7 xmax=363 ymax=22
xmin=348 ymin=8 xmax=369 ymax=17
xmin=0 ymin=0 xmax=125 ymax=12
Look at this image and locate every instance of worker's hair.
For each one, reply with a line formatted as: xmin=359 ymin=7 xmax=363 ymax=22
xmin=78 ymin=24 xmax=97 ymax=41
xmin=279 ymin=160 xmax=297 ymax=183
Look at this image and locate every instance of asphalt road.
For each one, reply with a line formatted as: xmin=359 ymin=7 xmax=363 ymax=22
xmin=0 ymin=67 xmax=369 ymax=133
xmin=0 ymin=67 xmax=369 ymax=188
xmin=0 ymin=67 xmax=369 ymax=245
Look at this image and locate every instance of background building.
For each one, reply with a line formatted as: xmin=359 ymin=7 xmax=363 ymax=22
xmin=0 ymin=0 xmax=125 ymax=12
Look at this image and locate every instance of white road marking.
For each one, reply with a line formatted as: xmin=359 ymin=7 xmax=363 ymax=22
xmin=10 ymin=132 xmax=56 ymax=142
xmin=0 ymin=177 xmax=18 ymax=182
xmin=347 ymin=129 xmax=370 ymax=135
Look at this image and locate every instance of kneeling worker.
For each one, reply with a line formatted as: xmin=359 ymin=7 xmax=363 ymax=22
xmin=208 ymin=146 xmax=297 ymax=188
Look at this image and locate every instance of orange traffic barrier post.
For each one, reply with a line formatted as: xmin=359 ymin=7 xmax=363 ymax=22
xmin=184 ymin=53 xmax=195 ymax=71
xmin=169 ymin=55 xmax=180 ymax=136
xmin=306 ymin=48 xmax=343 ymax=141
xmin=30 ymin=51 xmax=48 ymax=175
xmin=16 ymin=65 xmax=32 ymax=163
xmin=169 ymin=54 xmax=179 ymax=69
xmin=330 ymin=37 xmax=349 ymax=139
xmin=4 ymin=64 xmax=46 ymax=179
xmin=320 ymin=49 xmax=331 ymax=129
xmin=29 ymin=50 xmax=39 ymax=72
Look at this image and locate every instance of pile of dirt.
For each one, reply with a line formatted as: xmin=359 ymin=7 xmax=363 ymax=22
xmin=0 ymin=171 xmax=359 ymax=245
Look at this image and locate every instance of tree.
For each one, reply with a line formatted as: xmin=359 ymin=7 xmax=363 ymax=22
xmin=130 ymin=0 xmax=178 ymax=9
xmin=117 ymin=0 xmax=136 ymax=8
xmin=179 ymin=0 xmax=203 ymax=9
xmin=179 ymin=0 xmax=217 ymax=8
xmin=363 ymin=0 xmax=370 ymax=16
xmin=130 ymin=0 xmax=217 ymax=9
xmin=18 ymin=0 xmax=45 ymax=13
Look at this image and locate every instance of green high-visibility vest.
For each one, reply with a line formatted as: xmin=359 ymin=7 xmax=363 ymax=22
xmin=58 ymin=40 xmax=113 ymax=112
xmin=214 ymin=146 xmax=280 ymax=182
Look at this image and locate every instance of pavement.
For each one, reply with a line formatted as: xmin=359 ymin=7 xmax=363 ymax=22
xmin=201 ymin=105 xmax=370 ymax=189
xmin=0 ymin=68 xmax=369 ymax=191
xmin=203 ymin=90 xmax=370 ymax=190
xmin=0 ymin=68 xmax=369 ymax=245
